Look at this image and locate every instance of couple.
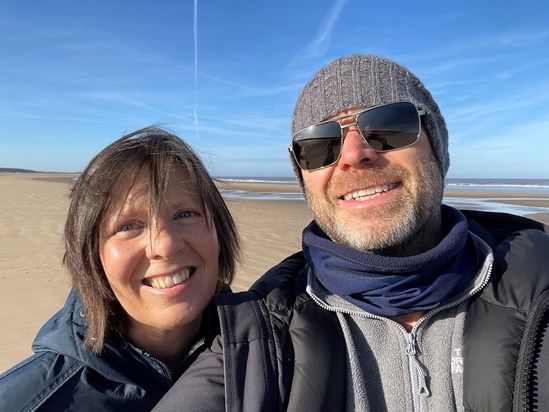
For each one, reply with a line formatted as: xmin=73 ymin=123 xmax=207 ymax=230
xmin=2 ymin=55 xmax=549 ymax=411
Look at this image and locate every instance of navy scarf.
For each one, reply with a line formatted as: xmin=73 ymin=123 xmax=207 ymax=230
xmin=303 ymin=205 xmax=479 ymax=317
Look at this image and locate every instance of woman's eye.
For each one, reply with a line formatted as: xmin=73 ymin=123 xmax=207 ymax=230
xmin=176 ymin=210 xmax=196 ymax=219
xmin=117 ymin=222 xmax=140 ymax=232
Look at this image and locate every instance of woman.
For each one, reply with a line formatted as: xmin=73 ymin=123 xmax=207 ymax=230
xmin=0 ymin=126 xmax=240 ymax=411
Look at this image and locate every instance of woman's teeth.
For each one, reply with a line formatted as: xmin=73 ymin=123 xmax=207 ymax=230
xmin=146 ymin=269 xmax=192 ymax=289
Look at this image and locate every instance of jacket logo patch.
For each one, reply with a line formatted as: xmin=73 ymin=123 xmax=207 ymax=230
xmin=451 ymin=348 xmax=463 ymax=374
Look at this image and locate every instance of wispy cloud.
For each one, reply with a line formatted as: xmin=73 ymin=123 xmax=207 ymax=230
xmin=285 ymin=0 xmax=350 ymax=78
xmin=447 ymin=82 xmax=549 ymax=122
xmin=196 ymin=71 xmax=301 ymax=98
xmin=302 ymin=0 xmax=350 ymax=60
xmin=435 ymin=29 xmax=549 ymax=57
xmin=450 ymin=114 xmax=549 ymax=177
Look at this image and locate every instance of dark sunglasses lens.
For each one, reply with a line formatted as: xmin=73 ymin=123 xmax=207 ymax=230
xmin=292 ymin=122 xmax=342 ymax=170
xmin=357 ymin=102 xmax=420 ymax=151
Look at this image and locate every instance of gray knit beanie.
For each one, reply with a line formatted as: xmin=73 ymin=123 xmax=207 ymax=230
xmin=291 ymin=54 xmax=449 ymax=185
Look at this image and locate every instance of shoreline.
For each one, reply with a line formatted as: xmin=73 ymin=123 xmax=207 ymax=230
xmin=215 ymin=181 xmax=549 ymax=224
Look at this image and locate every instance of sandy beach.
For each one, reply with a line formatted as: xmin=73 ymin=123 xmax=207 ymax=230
xmin=1 ymin=173 xmax=548 ymax=372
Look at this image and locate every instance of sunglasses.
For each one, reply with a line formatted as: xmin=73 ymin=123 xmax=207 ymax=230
xmin=290 ymin=101 xmax=425 ymax=171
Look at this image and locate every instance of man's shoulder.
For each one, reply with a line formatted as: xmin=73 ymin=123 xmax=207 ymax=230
xmin=462 ymin=209 xmax=548 ymax=246
xmin=463 ymin=209 xmax=548 ymax=260
xmin=250 ymin=251 xmax=308 ymax=298
xmin=467 ymin=209 xmax=549 ymax=307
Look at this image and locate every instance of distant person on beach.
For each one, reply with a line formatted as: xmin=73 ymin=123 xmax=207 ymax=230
xmin=155 ymin=55 xmax=549 ymax=411
xmin=0 ymin=127 xmax=240 ymax=411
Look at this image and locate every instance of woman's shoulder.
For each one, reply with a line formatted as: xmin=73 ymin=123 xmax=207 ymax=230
xmin=0 ymin=289 xmax=172 ymax=410
xmin=0 ymin=350 xmax=84 ymax=411
xmin=0 ymin=342 xmax=172 ymax=411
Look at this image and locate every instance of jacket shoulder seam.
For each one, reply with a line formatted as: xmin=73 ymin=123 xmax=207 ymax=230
xmin=25 ymin=359 xmax=83 ymax=410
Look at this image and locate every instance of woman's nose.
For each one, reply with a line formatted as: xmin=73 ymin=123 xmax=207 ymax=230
xmin=146 ymin=224 xmax=182 ymax=260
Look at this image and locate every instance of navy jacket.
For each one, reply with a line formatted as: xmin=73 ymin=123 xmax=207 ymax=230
xmin=0 ymin=289 xmax=209 ymax=411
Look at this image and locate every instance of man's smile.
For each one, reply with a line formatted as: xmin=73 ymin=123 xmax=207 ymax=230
xmin=341 ymin=182 xmax=400 ymax=201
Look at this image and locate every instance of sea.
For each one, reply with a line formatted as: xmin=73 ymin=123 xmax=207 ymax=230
xmin=215 ymin=177 xmax=549 ymax=218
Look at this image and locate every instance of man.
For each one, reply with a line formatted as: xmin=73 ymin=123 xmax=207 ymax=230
xmin=155 ymin=55 xmax=549 ymax=411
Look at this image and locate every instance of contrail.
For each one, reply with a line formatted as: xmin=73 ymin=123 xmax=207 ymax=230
xmin=193 ymin=0 xmax=200 ymax=139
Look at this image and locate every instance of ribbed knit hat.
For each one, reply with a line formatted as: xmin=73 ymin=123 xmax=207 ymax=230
xmin=291 ymin=55 xmax=449 ymax=184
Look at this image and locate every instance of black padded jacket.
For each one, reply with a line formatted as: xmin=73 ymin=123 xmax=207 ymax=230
xmin=153 ymin=210 xmax=549 ymax=412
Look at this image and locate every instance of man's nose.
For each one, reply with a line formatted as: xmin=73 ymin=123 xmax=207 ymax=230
xmin=336 ymin=125 xmax=379 ymax=170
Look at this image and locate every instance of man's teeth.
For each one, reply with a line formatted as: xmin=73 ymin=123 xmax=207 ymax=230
xmin=147 ymin=269 xmax=191 ymax=289
xmin=342 ymin=183 xmax=397 ymax=201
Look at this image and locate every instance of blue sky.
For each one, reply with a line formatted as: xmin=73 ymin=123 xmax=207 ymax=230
xmin=1 ymin=1 xmax=548 ymax=178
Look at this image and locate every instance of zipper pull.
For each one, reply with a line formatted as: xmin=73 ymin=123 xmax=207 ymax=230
xmin=405 ymin=333 xmax=431 ymax=398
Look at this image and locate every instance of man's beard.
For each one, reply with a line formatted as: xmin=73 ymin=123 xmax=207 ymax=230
xmin=306 ymin=157 xmax=444 ymax=256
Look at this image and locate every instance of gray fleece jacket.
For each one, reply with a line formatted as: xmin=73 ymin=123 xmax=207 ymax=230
xmin=306 ymin=233 xmax=494 ymax=412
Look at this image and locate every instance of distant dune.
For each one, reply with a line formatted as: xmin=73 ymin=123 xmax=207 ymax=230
xmin=0 ymin=168 xmax=37 ymax=173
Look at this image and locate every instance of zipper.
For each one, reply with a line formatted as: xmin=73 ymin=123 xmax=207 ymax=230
xmin=307 ymin=288 xmax=431 ymax=410
xmin=122 ymin=340 xmax=174 ymax=381
xmin=124 ymin=331 xmax=210 ymax=383
xmin=141 ymin=350 xmax=174 ymax=381
xmin=405 ymin=331 xmax=430 ymax=411
xmin=515 ymin=291 xmax=549 ymax=411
